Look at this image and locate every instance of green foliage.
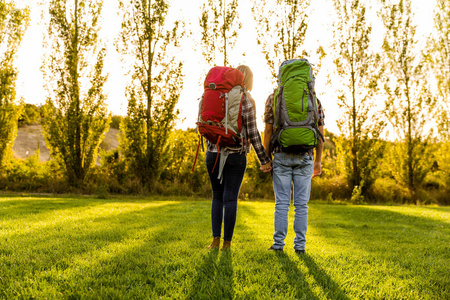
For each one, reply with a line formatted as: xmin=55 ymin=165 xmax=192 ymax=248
xmin=376 ymin=139 xmax=436 ymax=203
xmin=429 ymin=0 xmax=450 ymax=138
xmin=18 ymin=103 xmax=42 ymax=126
xmin=429 ymin=141 xmax=450 ymax=205
xmin=42 ymin=0 xmax=110 ymax=187
xmin=380 ymin=0 xmax=436 ymax=197
xmin=118 ymin=0 xmax=183 ymax=189
xmin=109 ymin=115 xmax=122 ymax=129
xmin=311 ymin=175 xmax=352 ymax=201
xmin=200 ymin=0 xmax=240 ymax=66
xmin=0 ymin=1 xmax=29 ymax=170
xmin=252 ymin=0 xmax=311 ymax=82
xmin=161 ymin=129 xmax=210 ymax=195
xmin=0 ymin=154 xmax=68 ymax=192
xmin=350 ymin=181 xmax=364 ymax=204
xmin=0 ymin=197 xmax=448 ymax=299
xmin=331 ymin=0 xmax=385 ymax=195
xmin=335 ymin=136 xmax=385 ymax=195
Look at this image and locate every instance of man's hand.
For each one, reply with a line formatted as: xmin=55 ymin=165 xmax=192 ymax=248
xmin=312 ymin=161 xmax=322 ymax=178
xmin=260 ymin=162 xmax=272 ymax=173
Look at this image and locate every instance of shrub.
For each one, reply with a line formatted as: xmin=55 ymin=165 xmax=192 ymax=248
xmin=0 ymin=154 xmax=68 ymax=193
xmin=367 ymin=178 xmax=411 ymax=204
xmin=311 ymin=175 xmax=352 ymax=201
xmin=18 ymin=103 xmax=41 ymax=126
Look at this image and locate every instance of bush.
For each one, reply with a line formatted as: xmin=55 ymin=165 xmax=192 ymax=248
xmin=0 ymin=154 xmax=68 ymax=193
xmin=18 ymin=103 xmax=41 ymax=127
xmin=110 ymin=115 xmax=123 ymax=129
xmin=367 ymin=178 xmax=411 ymax=204
xmin=310 ymin=175 xmax=352 ymax=201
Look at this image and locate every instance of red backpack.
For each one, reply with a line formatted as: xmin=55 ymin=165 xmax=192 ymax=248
xmin=192 ymin=66 xmax=246 ymax=171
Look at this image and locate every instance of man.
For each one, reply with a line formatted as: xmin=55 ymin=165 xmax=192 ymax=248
xmin=263 ymin=91 xmax=324 ymax=253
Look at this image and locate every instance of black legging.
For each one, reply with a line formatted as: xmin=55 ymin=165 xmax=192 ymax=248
xmin=206 ymin=151 xmax=247 ymax=242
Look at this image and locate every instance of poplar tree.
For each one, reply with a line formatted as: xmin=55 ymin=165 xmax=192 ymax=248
xmin=431 ymin=0 xmax=450 ymax=138
xmin=0 ymin=1 xmax=29 ymax=169
xmin=331 ymin=0 xmax=385 ymax=194
xmin=252 ymin=0 xmax=311 ymax=82
xmin=199 ymin=0 xmax=240 ymax=66
xmin=118 ymin=0 xmax=183 ymax=188
xmin=42 ymin=0 xmax=109 ymax=186
xmin=429 ymin=0 xmax=450 ymax=201
xmin=380 ymin=0 xmax=435 ymax=200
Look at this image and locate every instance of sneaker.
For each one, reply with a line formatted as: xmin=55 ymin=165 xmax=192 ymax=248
xmin=268 ymin=245 xmax=283 ymax=251
xmin=295 ymin=249 xmax=305 ymax=254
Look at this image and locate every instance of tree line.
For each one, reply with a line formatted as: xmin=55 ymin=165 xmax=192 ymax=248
xmin=0 ymin=0 xmax=449 ymax=205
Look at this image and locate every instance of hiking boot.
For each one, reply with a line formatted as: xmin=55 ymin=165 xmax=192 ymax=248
xmin=222 ymin=240 xmax=231 ymax=250
xmin=268 ymin=245 xmax=283 ymax=251
xmin=295 ymin=249 xmax=305 ymax=254
xmin=208 ymin=237 xmax=220 ymax=249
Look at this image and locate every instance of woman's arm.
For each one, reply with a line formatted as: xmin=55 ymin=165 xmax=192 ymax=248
xmin=243 ymin=94 xmax=271 ymax=167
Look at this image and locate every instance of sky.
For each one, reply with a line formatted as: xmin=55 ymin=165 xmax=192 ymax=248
xmin=12 ymin=0 xmax=436 ymax=135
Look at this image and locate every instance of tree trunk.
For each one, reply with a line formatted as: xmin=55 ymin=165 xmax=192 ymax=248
xmin=147 ymin=0 xmax=153 ymax=161
xmin=351 ymin=43 xmax=359 ymax=188
xmin=74 ymin=0 xmax=82 ymax=185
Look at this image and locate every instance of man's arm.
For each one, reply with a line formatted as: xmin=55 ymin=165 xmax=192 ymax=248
xmin=313 ymin=125 xmax=324 ymax=178
xmin=263 ymin=123 xmax=273 ymax=153
xmin=259 ymin=123 xmax=273 ymax=172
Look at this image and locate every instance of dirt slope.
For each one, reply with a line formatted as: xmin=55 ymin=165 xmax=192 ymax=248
xmin=12 ymin=124 xmax=120 ymax=161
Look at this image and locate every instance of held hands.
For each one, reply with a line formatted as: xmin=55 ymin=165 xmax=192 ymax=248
xmin=260 ymin=162 xmax=272 ymax=173
xmin=312 ymin=161 xmax=322 ymax=178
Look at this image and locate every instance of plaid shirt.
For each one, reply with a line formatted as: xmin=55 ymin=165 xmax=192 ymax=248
xmin=207 ymin=93 xmax=271 ymax=165
xmin=264 ymin=93 xmax=325 ymax=154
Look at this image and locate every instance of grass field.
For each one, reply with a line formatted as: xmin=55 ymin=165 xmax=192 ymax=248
xmin=0 ymin=195 xmax=449 ymax=299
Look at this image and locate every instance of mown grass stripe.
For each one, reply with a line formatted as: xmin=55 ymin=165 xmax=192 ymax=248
xmin=0 ymin=195 xmax=448 ymax=299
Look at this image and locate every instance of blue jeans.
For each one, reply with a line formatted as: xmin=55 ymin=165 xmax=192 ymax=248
xmin=206 ymin=151 xmax=247 ymax=242
xmin=271 ymin=152 xmax=314 ymax=250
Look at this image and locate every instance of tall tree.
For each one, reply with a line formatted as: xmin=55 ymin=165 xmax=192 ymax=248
xmin=118 ymin=0 xmax=183 ymax=188
xmin=0 ymin=1 xmax=29 ymax=169
xmin=380 ymin=0 xmax=436 ymax=200
xmin=331 ymin=0 xmax=385 ymax=194
xmin=252 ymin=0 xmax=311 ymax=82
xmin=199 ymin=0 xmax=240 ymax=66
xmin=429 ymin=0 xmax=450 ymax=202
xmin=430 ymin=0 xmax=450 ymax=138
xmin=42 ymin=0 xmax=109 ymax=186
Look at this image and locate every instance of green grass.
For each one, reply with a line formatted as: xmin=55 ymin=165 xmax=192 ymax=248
xmin=0 ymin=195 xmax=449 ymax=299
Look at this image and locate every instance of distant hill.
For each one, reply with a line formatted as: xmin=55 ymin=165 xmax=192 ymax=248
xmin=12 ymin=124 xmax=120 ymax=161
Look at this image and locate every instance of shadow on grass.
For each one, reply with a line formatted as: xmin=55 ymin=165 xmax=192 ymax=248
xmin=184 ymin=250 xmax=234 ymax=300
xmin=272 ymin=251 xmax=318 ymax=299
xmin=0 ymin=199 xmax=212 ymax=299
xmin=297 ymin=253 xmax=351 ymax=300
xmin=310 ymin=204 xmax=450 ymax=297
xmin=240 ymin=203 xmax=350 ymax=299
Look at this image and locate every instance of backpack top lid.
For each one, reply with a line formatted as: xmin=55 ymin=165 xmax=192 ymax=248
xmin=204 ymin=66 xmax=245 ymax=91
xmin=278 ymin=59 xmax=312 ymax=86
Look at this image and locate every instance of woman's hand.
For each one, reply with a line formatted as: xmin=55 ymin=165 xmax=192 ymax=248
xmin=260 ymin=162 xmax=272 ymax=173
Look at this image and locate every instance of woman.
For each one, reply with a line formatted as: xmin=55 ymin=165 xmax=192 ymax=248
xmin=206 ymin=65 xmax=272 ymax=250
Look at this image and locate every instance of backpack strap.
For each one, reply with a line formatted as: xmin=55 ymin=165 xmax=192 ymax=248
xmin=211 ymin=136 xmax=222 ymax=174
xmin=191 ymin=137 xmax=202 ymax=172
xmin=216 ymin=147 xmax=230 ymax=184
xmin=270 ymin=88 xmax=283 ymax=153
xmin=307 ymin=86 xmax=325 ymax=143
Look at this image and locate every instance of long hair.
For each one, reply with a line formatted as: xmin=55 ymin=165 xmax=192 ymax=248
xmin=236 ymin=65 xmax=253 ymax=91
xmin=236 ymin=65 xmax=256 ymax=116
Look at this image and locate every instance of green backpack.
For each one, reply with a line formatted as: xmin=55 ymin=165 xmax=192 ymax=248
xmin=270 ymin=59 xmax=323 ymax=153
